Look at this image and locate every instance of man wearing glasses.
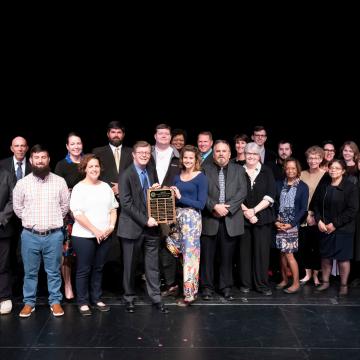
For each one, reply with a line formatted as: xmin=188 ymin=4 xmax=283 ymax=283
xmin=251 ymin=126 xmax=276 ymax=165
xmin=117 ymin=141 xmax=169 ymax=314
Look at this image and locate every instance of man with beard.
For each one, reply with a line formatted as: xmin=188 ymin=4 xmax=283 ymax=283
xmin=13 ymin=145 xmax=70 ymax=318
xmin=92 ymin=120 xmax=133 ymax=197
xmin=92 ymin=121 xmax=133 ymax=291
xmin=200 ymin=140 xmax=247 ymax=301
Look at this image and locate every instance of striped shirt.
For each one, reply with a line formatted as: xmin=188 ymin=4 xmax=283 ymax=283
xmin=13 ymin=173 xmax=70 ymax=232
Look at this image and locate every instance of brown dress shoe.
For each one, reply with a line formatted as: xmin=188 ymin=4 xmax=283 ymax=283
xmin=19 ymin=304 xmax=35 ymax=318
xmin=50 ymin=303 xmax=64 ymax=317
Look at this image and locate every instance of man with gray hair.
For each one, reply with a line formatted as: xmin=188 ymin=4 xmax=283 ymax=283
xmin=201 ymin=140 xmax=247 ymax=301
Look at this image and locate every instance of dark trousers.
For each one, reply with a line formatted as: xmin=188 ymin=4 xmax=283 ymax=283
xmin=0 ymin=237 xmax=11 ymax=300
xmin=239 ymin=224 xmax=272 ymax=290
xmin=72 ymin=236 xmax=111 ymax=306
xmin=121 ymin=232 xmax=161 ymax=304
xmin=298 ymin=226 xmax=321 ymax=271
xmin=200 ymin=221 xmax=238 ymax=292
xmin=159 ymin=223 xmax=177 ymax=287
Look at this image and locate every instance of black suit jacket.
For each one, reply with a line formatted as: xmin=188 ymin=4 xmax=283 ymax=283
xmin=92 ymin=145 xmax=133 ymax=187
xmin=148 ymin=146 xmax=181 ymax=187
xmin=0 ymin=167 xmax=15 ymax=238
xmin=0 ymin=157 xmax=31 ymax=182
xmin=117 ymin=164 xmax=159 ymax=239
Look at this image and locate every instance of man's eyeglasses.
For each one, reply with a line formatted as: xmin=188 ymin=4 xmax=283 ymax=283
xmin=253 ymin=134 xmax=267 ymax=138
xmin=135 ymin=151 xmax=151 ymax=156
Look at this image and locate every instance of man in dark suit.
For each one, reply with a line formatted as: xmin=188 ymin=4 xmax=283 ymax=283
xmin=197 ymin=131 xmax=214 ymax=167
xmin=118 ymin=141 xmax=168 ymax=314
xmin=92 ymin=120 xmax=133 ymax=196
xmin=0 ymin=136 xmax=31 ymax=181
xmin=0 ymin=167 xmax=15 ymax=315
xmin=92 ymin=121 xmax=133 ymax=287
xmin=0 ymin=136 xmax=30 ymax=296
xmin=201 ymin=140 xmax=247 ymax=300
xmin=251 ymin=126 xmax=277 ymax=166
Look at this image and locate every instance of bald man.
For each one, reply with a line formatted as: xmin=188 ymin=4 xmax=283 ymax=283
xmin=0 ymin=137 xmax=31 ymax=182
xmin=0 ymin=136 xmax=31 ymax=296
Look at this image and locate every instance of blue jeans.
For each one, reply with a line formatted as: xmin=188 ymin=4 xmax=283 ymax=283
xmin=21 ymin=229 xmax=63 ymax=306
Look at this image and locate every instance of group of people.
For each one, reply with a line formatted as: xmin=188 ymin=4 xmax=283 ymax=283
xmin=0 ymin=122 xmax=359 ymax=319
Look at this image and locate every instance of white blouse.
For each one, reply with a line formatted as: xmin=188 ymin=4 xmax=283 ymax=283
xmin=70 ymin=181 xmax=118 ymax=238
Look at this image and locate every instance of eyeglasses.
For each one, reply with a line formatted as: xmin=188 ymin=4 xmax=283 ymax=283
xmin=135 ymin=151 xmax=151 ymax=156
xmin=253 ymin=134 xmax=266 ymax=138
xmin=246 ymin=152 xmax=260 ymax=156
xmin=324 ymin=149 xmax=335 ymax=153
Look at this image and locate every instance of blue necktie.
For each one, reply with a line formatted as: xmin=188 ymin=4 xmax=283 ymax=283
xmin=16 ymin=161 xmax=23 ymax=181
xmin=219 ymin=167 xmax=225 ymax=203
xmin=141 ymin=170 xmax=150 ymax=204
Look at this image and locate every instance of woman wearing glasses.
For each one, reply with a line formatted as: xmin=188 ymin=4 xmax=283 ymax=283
xmin=313 ymin=159 xmax=358 ymax=296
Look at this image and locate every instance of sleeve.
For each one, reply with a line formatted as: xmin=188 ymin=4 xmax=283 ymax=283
xmin=0 ymin=172 xmax=15 ymax=226
xmin=59 ymin=178 xmax=70 ymax=217
xmin=70 ymin=184 xmax=84 ymax=216
xmin=177 ymin=173 xmax=208 ymax=210
xmin=109 ymin=185 xmax=119 ymax=210
xmin=333 ymin=183 xmax=359 ymax=228
xmin=12 ymin=180 xmax=24 ymax=219
xmin=227 ymin=166 xmax=247 ymax=215
xmin=290 ymin=182 xmax=309 ymax=227
xmin=119 ymin=170 xmax=148 ymax=227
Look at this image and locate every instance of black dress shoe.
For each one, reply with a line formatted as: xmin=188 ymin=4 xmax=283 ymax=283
xmin=154 ymin=302 xmax=169 ymax=314
xmin=125 ymin=301 xmax=135 ymax=313
xmin=223 ymin=288 xmax=234 ymax=301
xmin=202 ymin=289 xmax=213 ymax=300
xmin=79 ymin=305 xmax=92 ymax=316
xmin=161 ymin=285 xmax=179 ymax=297
xmin=95 ymin=302 xmax=110 ymax=312
xmin=257 ymin=288 xmax=273 ymax=296
xmin=240 ymin=286 xmax=250 ymax=294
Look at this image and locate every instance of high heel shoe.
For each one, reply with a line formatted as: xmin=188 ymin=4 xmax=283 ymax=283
xmin=275 ymin=282 xmax=288 ymax=290
xmin=299 ymin=278 xmax=310 ymax=286
xmin=283 ymin=286 xmax=300 ymax=294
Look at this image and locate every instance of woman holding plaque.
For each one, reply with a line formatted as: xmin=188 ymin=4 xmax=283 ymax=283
xmin=168 ymin=145 xmax=208 ymax=306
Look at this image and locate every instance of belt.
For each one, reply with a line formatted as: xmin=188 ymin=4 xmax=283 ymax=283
xmin=24 ymin=227 xmax=62 ymax=236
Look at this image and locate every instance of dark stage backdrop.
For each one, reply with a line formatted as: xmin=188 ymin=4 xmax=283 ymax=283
xmin=2 ymin=106 xmax=358 ymax=168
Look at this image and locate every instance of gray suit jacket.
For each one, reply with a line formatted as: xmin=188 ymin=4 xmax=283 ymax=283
xmin=202 ymin=161 xmax=247 ymax=237
xmin=117 ymin=163 xmax=159 ymax=239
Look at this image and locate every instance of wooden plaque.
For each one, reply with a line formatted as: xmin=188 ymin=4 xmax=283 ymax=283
xmin=147 ymin=188 xmax=176 ymax=224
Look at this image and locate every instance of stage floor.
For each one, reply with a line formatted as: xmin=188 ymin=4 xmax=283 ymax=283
xmin=1 ymin=283 xmax=360 ymax=360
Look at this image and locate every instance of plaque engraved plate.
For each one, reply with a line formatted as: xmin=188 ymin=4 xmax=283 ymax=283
xmin=147 ymin=188 xmax=176 ymax=224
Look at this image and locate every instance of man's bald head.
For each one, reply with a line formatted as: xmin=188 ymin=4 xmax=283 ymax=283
xmin=11 ymin=136 xmax=28 ymax=161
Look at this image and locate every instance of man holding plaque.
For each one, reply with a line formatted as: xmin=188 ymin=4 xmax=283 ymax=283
xmin=117 ymin=141 xmax=169 ymax=314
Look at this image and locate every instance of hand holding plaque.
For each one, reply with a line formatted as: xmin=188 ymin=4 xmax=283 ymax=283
xmin=147 ymin=187 xmax=176 ymax=224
